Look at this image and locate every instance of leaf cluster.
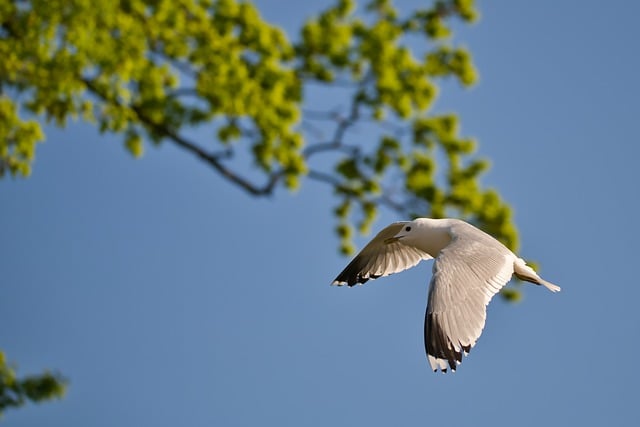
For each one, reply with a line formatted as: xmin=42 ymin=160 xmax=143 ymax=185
xmin=294 ymin=0 xmax=515 ymax=253
xmin=0 ymin=351 xmax=66 ymax=416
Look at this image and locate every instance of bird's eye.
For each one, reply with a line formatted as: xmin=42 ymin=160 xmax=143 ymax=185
xmin=405 ymin=226 xmax=411 ymax=232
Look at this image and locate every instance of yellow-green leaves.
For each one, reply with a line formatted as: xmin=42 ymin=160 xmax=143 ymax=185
xmin=0 ymin=350 xmax=66 ymax=416
xmin=124 ymin=131 xmax=144 ymax=158
xmin=425 ymin=45 xmax=478 ymax=86
xmin=406 ymin=0 xmax=478 ymax=40
xmin=0 ymin=97 xmax=44 ymax=177
xmin=500 ymin=287 xmax=522 ymax=303
xmin=1 ymin=0 xmax=303 ymax=181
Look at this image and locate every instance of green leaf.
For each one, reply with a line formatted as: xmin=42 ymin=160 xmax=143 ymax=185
xmin=0 ymin=351 xmax=66 ymax=416
xmin=500 ymin=288 xmax=522 ymax=303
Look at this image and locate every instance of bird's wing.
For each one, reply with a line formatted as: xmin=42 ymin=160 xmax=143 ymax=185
xmin=332 ymin=222 xmax=432 ymax=286
xmin=425 ymin=225 xmax=515 ymax=372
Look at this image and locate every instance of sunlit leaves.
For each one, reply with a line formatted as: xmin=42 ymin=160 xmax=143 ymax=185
xmin=0 ymin=351 xmax=66 ymax=416
xmin=124 ymin=130 xmax=144 ymax=158
xmin=406 ymin=0 xmax=478 ymax=40
xmin=0 ymin=0 xmax=301 ymax=178
xmin=425 ymin=45 xmax=477 ymax=86
xmin=0 ymin=97 xmax=44 ymax=177
xmin=500 ymin=287 xmax=522 ymax=303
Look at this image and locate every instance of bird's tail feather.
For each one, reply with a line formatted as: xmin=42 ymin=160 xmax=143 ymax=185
xmin=538 ymin=279 xmax=561 ymax=293
xmin=513 ymin=258 xmax=561 ymax=292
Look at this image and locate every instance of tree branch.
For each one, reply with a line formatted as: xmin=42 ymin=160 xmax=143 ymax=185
xmin=81 ymin=77 xmax=282 ymax=196
xmin=307 ymin=169 xmax=341 ymax=186
xmin=302 ymin=109 xmax=340 ymax=121
xmin=307 ymin=169 xmax=407 ymax=214
xmin=302 ymin=82 xmax=364 ymax=159
xmin=166 ymin=87 xmax=200 ymax=99
xmin=81 ymin=67 xmax=373 ymax=200
xmin=303 ymin=141 xmax=360 ymax=157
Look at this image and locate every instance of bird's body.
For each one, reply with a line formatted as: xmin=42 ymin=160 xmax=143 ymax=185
xmin=332 ymin=218 xmax=560 ymax=373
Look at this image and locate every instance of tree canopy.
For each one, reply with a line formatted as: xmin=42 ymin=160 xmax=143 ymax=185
xmin=1 ymin=0 xmax=522 ymax=414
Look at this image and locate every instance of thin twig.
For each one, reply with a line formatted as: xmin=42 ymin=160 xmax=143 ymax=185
xmin=307 ymin=169 xmax=341 ymax=186
xmin=302 ymin=109 xmax=340 ymax=121
xmin=167 ymin=87 xmax=200 ymax=98
xmin=303 ymin=141 xmax=360 ymax=157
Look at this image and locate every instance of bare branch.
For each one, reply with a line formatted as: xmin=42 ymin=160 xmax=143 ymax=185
xmin=307 ymin=169 xmax=342 ymax=187
xmin=166 ymin=87 xmax=200 ymax=98
xmin=375 ymin=193 xmax=407 ymax=212
xmin=303 ymin=141 xmax=360 ymax=158
xmin=330 ymin=89 xmax=362 ymax=145
xmin=307 ymin=169 xmax=408 ymax=216
xmin=303 ymin=78 xmax=367 ymax=161
xmin=302 ymin=109 xmax=340 ymax=121
xmin=299 ymin=119 xmax=325 ymax=140
xmin=299 ymin=76 xmax=357 ymax=89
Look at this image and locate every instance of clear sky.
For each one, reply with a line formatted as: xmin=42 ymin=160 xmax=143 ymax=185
xmin=2 ymin=1 xmax=639 ymax=426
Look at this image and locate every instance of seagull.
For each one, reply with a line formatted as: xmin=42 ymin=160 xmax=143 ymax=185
xmin=332 ymin=218 xmax=560 ymax=373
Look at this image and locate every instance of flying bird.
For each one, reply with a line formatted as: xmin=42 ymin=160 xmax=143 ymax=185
xmin=332 ymin=218 xmax=560 ymax=373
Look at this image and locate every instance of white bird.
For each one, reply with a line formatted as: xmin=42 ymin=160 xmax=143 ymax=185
xmin=332 ymin=218 xmax=560 ymax=373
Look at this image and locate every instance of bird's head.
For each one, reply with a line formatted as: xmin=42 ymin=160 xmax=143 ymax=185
xmin=384 ymin=221 xmax=418 ymax=245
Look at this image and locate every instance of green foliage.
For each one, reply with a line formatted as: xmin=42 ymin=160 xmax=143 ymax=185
xmin=500 ymin=288 xmax=523 ymax=303
xmin=0 ymin=351 xmax=66 ymax=416
xmin=0 ymin=98 xmax=44 ymax=176
xmin=1 ymin=0 xmax=519 ymax=279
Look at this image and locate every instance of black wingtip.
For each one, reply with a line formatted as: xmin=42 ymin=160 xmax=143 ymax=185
xmin=332 ymin=274 xmax=370 ymax=287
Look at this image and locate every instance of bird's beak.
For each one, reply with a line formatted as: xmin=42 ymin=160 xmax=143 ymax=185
xmin=384 ymin=235 xmax=402 ymax=244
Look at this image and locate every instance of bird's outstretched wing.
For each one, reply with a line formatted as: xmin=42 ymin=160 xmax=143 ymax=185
xmin=425 ymin=224 xmax=515 ymax=372
xmin=332 ymin=222 xmax=432 ymax=286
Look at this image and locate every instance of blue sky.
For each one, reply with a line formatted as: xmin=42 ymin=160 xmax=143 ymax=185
xmin=2 ymin=1 xmax=639 ymax=426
